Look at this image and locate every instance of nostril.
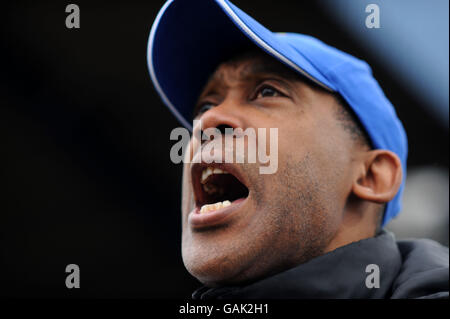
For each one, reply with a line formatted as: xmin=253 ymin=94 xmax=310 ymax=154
xmin=216 ymin=124 xmax=233 ymax=135
xmin=200 ymin=124 xmax=233 ymax=140
xmin=200 ymin=124 xmax=233 ymax=145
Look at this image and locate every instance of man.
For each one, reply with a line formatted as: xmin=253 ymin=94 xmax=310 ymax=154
xmin=147 ymin=0 xmax=449 ymax=298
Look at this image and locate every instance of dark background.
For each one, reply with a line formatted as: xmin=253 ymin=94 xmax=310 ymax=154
xmin=1 ymin=1 xmax=448 ymax=298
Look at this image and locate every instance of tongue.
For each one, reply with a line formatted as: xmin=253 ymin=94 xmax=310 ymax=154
xmin=200 ymin=200 xmax=231 ymax=214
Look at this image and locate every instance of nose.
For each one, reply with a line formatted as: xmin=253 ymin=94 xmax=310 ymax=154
xmin=192 ymin=97 xmax=246 ymax=140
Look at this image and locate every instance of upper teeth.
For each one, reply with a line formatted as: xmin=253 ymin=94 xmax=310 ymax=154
xmin=201 ymin=167 xmax=229 ymax=184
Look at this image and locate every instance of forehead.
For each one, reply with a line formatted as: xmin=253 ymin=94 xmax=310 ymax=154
xmin=203 ymin=50 xmax=304 ymax=89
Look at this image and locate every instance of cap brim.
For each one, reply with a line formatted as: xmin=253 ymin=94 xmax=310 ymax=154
xmin=148 ymin=0 xmax=334 ymax=131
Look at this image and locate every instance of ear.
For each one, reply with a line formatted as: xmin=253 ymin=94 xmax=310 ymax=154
xmin=352 ymin=150 xmax=403 ymax=203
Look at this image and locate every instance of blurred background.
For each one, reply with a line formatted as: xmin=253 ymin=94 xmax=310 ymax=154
xmin=1 ymin=0 xmax=448 ymax=298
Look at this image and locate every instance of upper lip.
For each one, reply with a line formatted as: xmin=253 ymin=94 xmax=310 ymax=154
xmin=191 ymin=161 xmax=249 ymax=207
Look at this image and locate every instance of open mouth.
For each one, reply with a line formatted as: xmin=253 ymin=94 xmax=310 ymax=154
xmin=192 ymin=163 xmax=249 ymax=215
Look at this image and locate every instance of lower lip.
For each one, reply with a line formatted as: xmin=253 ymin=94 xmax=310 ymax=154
xmin=188 ymin=197 xmax=247 ymax=229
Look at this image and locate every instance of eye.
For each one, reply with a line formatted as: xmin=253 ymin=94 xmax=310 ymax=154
xmin=255 ymin=85 xmax=284 ymax=99
xmin=195 ymin=102 xmax=215 ymax=117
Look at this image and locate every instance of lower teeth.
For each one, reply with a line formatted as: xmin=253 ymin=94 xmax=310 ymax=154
xmin=200 ymin=200 xmax=231 ymax=214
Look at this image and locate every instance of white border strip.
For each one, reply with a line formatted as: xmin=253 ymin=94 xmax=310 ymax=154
xmin=216 ymin=0 xmax=333 ymax=92
xmin=147 ymin=0 xmax=193 ymax=131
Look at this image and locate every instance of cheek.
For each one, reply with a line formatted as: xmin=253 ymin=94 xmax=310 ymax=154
xmin=311 ymin=127 xmax=352 ymax=193
xmin=273 ymin=121 xmax=349 ymax=216
xmin=299 ymin=127 xmax=354 ymax=225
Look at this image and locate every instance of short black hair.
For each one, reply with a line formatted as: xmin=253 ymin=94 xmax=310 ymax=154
xmin=333 ymin=94 xmax=372 ymax=149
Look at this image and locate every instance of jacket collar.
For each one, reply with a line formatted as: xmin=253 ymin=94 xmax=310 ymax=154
xmin=192 ymin=231 xmax=402 ymax=299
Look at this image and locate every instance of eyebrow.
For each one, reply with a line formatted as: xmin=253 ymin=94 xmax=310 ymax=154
xmin=202 ymin=57 xmax=304 ymax=95
xmin=242 ymin=60 xmax=304 ymax=82
xmin=193 ymin=54 xmax=306 ymax=118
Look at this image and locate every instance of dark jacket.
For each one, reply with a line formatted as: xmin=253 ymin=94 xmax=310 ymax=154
xmin=192 ymin=231 xmax=449 ymax=299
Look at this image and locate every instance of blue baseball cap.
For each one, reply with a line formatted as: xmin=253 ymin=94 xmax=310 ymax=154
xmin=147 ymin=0 xmax=408 ymax=227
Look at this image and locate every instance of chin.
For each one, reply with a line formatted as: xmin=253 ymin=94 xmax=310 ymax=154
xmin=182 ymin=247 xmax=250 ymax=287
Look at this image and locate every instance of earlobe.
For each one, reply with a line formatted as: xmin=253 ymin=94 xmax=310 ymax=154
xmin=352 ymin=150 xmax=402 ymax=203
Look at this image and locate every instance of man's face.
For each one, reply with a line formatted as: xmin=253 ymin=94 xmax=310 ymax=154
xmin=181 ymin=52 xmax=358 ymax=286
